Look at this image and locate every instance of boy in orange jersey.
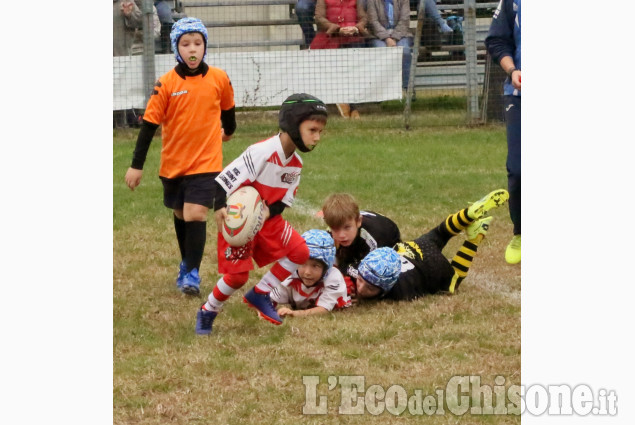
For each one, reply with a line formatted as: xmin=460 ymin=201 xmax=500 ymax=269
xmin=195 ymin=94 xmax=328 ymax=335
xmin=124 ymin=17 xmax=236 ymax=296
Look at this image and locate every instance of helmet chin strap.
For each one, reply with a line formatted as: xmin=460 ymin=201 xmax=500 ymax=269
xmin=292 ymin=134 xmax=311 ymax=152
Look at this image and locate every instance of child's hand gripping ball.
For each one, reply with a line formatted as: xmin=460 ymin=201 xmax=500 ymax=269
xmin=221 ymin=186 xmax=266 ymax=247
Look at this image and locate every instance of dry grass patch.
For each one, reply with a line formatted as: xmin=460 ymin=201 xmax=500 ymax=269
xmin=114 ymin=112 xmax=520 ymax=424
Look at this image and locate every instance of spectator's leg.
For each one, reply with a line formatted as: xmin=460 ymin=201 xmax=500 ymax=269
xmin=397 ymin=37 xmax=414 ymax=90
xmin=154 ymin=1 xmax=174 ymax=23
xmin=295 ymin=0 xmax=317 ymax=48
xmin=504 ymin=95 xmax=521 ymax=236
xmin=370 ymin=39 xmax=387 ymax=48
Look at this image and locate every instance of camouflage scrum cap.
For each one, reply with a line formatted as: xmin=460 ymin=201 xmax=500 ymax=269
xmin=170 ymin=17 xmax=208 ymax=64
xmin=357 ymin=247 xmax=401 ymax=292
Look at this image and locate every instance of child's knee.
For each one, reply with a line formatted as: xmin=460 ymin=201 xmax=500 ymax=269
xmin=223 ymin=271 xmax=250 ymax=287
xmin=287 ymin=243 xmax=310 ymax=265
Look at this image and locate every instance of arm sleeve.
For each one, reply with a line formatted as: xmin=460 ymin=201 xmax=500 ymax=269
xmin=127 ymin=1 xmax=144 ymax=29
xmin=219 ymin=71 xmax=236 ymax=111
xmin=367 ymin=1 xmax=391 ymax=40
xmin=213 ymin=179 xmax=227 ymax=211
xmin=484 ymin=0 xmax=516 ymax=64
xmin=267 ymin=201 xmax=286 ymax=218
xmin=393 ymin=0 xmax=412 ymax=40
xmin=270 ymin=280 xmax=292 ymax=304
xmin=316 ymin=269 xmax=352 ymax=311
xmin=130 ymin=120 xmax=160 ymax=170
xmin=220 ymin=106 xmax=236 ymax=136
xmin=424 ymin=0 xmax=445 ymax=27
xmin=215 ymin=144 xmax=266 ymax=195
xmin=315 ymin=0 xmax=338 ymax=32
xmin=153 ymin=6 xmax=161 ymax=39
xmin=355 ymin=1 xmax=369 ymax=35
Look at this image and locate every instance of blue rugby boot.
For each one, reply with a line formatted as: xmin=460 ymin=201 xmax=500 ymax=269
xmin=195 ymin=305 xmax=218 ymax=335
xmin=176 ymin=261 xmax=187 ymax=289
xmin=181 ymin=268 xmax=201 ymax=296
xmin=243 ymin=288 xmax=282 ymax=325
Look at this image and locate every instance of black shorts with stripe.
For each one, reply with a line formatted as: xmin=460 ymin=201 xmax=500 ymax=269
xmin=160 ymin=172 xmax=220 ymax=210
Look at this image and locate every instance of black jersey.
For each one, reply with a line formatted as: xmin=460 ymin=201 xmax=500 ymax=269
xmin=383 ymin=237 xmax=457 ymax=301
xmin=335 ymin=211 xmax=401 ymax=279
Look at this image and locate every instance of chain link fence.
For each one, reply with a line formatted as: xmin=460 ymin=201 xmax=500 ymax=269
xmin=113 ymin=0 xmax=505 ymax=128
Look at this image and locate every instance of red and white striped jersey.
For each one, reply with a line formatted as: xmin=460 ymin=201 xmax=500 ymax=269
xmin=270 ymin=267 xmax=352 ymax=311
xmin=215 ymin=134 xmax=302 ymax=207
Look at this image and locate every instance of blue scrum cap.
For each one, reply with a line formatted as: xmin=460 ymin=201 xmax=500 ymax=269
xmin=302 ymin=229 xmax=336 ymax=276
xmin=170 ymin=17 xmax=208 ymax=64
xmin=357 ymin=247 xmax=401 ymax=292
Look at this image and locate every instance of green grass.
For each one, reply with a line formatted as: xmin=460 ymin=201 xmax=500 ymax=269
xmin=113 ymin=105 xmax=520 ymax=424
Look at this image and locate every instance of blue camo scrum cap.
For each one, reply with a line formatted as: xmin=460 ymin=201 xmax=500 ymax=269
xmin=302 ymin=229 xmax=336 ymax=277
xmin=170 ymin=17 xmax=208 ymax=64
xmin=358 ymin=247 xmax=401 ymax=292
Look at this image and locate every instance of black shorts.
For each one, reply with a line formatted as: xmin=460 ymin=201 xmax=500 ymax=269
xmin=160 ymin=172 xmax=219 ymax=210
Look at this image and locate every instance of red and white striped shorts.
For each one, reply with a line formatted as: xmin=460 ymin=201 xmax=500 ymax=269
xmin=216 ymin=215 xmax=305 ymax=274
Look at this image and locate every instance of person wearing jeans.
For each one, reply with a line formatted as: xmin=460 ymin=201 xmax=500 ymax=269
xmin=366 ymin=0 xmax=413 ymax=91
xmin=295 ymin=0 xmax=317 ymax=48
xmin=485 ymin=0 xmax=521 ymax=264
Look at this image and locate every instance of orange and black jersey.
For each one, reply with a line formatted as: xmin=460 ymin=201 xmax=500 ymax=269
xmin=131 ymin=62 xmax=236 ymax=178
xmin=335 ymin=211 xmax=401 ymax=280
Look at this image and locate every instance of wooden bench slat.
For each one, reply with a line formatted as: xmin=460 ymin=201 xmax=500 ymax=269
xmin=202 ymin=18 xmax=298 ymax=27
xmin=208 ymin=39 xmax=304 ymax=48
xmin=182 ymin=0 xmax=296 ymax=7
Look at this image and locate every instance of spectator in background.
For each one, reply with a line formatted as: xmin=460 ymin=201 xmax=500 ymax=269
xmin=154 ymin=0 xmax=173 ymax=22
xmin=295 ymin=0 xmax=317 ymax=49
xmin=409 ymin=0 xmax=454 ymax=62
xmin=113 ymin=0 xmax=161 ymax=127
xmin=113 ymin=0 xmax=143 ymax=57
xmin=366 ymin=0 xmax=414 ymax=96
xmin=485 ymin=0 xmax=521 ymax=264
xmin=154 ymin=0 xmax=175 ymax=53
xmin=311 ymin=0 xmax=370 ymax=119
xmin=113 ymin=1 xmax=161 ymax=56
xmin=410 ymin=0 xmax=452 ymax=33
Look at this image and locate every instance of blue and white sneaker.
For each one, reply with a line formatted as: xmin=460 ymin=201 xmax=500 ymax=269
xmin=195 ymin=306 xmax=218 ymax=335
xmin=243 ymin=288 xmax=282 ymax=325
xmin=176 ymin=261 xmax=187 ymax=289
xmin=181 ymin=268 xmax=201 ymax=296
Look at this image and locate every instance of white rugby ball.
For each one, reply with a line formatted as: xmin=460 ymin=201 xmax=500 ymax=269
xmin=222 ymin=186 xmax=266 ymax=247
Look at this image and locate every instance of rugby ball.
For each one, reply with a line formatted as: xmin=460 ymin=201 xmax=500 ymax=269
xmin=221 ymin=186 xmax=266 ymax=247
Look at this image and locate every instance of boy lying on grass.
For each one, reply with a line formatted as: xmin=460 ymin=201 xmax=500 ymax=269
xmin=270 ymin=230 xmax=352 ymax=317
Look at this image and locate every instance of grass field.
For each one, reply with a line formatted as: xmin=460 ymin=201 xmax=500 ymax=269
xmin=113 ymin=104 xmax=521 ymax=424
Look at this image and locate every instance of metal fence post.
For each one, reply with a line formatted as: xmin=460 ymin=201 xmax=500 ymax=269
xmin=463 ymin=0 xmax=480 ymax=122
xmin=142 ymin=0 xmax=156 ymax=106
xmin=404 ymin=0 xmax=426 ymax=131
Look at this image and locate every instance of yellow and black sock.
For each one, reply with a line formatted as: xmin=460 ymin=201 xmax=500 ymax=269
xmin=449 ymin=240 xmax=479 ymax=293
xmin=442 ymin=208 xmax=474 ymax=236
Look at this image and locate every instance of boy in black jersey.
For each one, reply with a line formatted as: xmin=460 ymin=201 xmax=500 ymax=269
xmin=331 ymin=189 xmax=509 ymax=301
xmin=321 ymin=193 xmax=401 ymax=295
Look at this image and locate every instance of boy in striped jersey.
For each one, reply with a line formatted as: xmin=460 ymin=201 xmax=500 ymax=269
xmin=270 ymin=230 xmax=352 ymax=318
xmin=349 ymin=189 xmax=509 ymax=301
xmin=196 ymin=94 xmax=328 ymax=335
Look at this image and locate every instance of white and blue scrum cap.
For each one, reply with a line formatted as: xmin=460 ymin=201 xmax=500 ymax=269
xmin=170 ymin=17 xmax=208 ymax=64
xmin=357 ymin=247 xmax=401 ymax=292
xmin=302 ymin=229 xmax=336 ymax=277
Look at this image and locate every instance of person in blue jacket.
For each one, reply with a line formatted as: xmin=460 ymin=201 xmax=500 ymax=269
xmin=485 ymin=0 xmax=521 ymax=264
